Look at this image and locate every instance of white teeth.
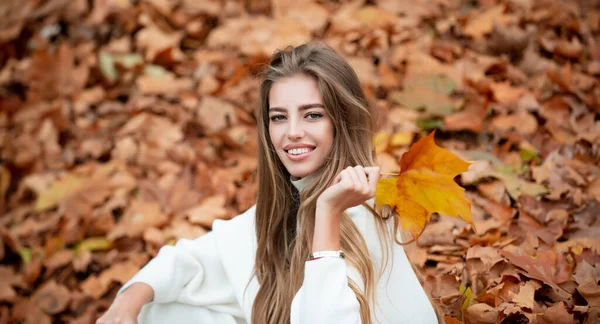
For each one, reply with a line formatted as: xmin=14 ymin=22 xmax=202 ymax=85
xmin=288 ymin=148 xmax=314 ymax=155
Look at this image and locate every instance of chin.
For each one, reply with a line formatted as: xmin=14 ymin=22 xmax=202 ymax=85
xmin=288 ymin=170 xmax=309 ymax=178
xmin=286 ymin=166 xmax=316 ymax=179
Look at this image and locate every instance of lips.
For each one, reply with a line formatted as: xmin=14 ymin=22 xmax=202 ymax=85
xmin=284 ymin=146 xmax=314 ymax=161
xmin=287 ymin=147 xmax=314 ymax=155
xmin=283 ymin=144 xmax=316 ymax=151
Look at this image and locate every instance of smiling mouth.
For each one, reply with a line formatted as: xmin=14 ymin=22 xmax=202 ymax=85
xmin=285 ymin=147 xmax=315 ymax=156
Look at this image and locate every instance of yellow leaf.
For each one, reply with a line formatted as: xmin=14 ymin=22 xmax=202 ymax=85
xmin=35 ymin=175 xmax=87 ymax=211
xmin=459 ymin=285 xmax=475 ymax=318
xmin=374 ymin=131 xmax=414 ymax=154
xmin=484 ymin=170 xmax=548 ymax=200
xmin=444 ymin=316 xmax=463 ymax=324
xmin=376 ymin=130 xmax=474 ymax=239
xmin=373 ymin=132 xmax=391 ymax=154
xmin=390 ymin=131 xmax=414 ymax=147
xmin=74 ymin=237 xmax=114 ymax=252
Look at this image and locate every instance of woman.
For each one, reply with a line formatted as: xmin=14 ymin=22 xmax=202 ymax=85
xmin=97 ymin=43 xmax=439 ymax=324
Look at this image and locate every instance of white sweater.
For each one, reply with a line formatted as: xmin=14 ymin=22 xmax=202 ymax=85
xmin=118 ymin=177 xmax=438 ymax=324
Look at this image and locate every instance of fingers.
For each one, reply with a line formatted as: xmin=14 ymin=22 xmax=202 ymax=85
xmin=364 ymin=166 xmax=381 ymax=193
xmin=338 ymin=165 xmax=380 ymax=196
xmin=334 ymin=172 xmax=343 ymax=184
xmin=322 ymin=165 xmax=380 ymax=212
xmin=354 ymin=166 xmax=370 ymax=194
xmin=344 ymin=166 xmax=360 ymax=190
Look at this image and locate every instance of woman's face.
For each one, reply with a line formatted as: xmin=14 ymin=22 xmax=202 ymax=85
xmin=268 ymin=74 xmax=334 ymax=179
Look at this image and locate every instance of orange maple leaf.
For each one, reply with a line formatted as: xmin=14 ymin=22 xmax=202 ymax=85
xmin=375 ymin=130 xmax=474 ymax=240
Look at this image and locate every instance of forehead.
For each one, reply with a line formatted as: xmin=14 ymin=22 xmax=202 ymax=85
xmin=269 ymin=74 xmax=323 ymax=109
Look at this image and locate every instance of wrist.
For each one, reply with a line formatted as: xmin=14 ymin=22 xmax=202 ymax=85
xmin=116 ymin=283 xmax=153 ymax=312
xmin=316 ymin=199 xmax=341 ymax=217
xmin=312 ymin=202 xmax=341 ymax=253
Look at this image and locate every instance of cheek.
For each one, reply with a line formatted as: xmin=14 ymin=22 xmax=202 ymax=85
xmin=322 ymin=123 xmax=334 ymax=146
xmin=268 ymin=125 xmax=281 ymax=146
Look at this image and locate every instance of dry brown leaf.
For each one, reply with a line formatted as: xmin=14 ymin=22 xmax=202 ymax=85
xmin=0 ymin=165 xmax=10 ymax=214
xmin=107 ymin=199 xmax=169 ymax=240
xmin=517 ymin=210 xmax=567 ymax=246
xmin=443 ymin=98 xmax=488 ymax=132
xmin=477 ymin=180 xmax=508 ymax=205
xmin=135 ymin=25 xmax=184 ymax=61
xmin=466 ymin=246 xmax=505 ymax=291
xmin=487 ymin=24 xmax=530 ymax=57
xmin=577 ymin=279 xmax=600 ymax=307
xmin=12 ymin=298 xmax=52 ymax=324
xmin=34 ymin=174 xmax=87 ymax=211
xmin=167 ymin=168 xmax=203 ymax=215
xmin=489 ymin=81 xmax=526 ymax=106
xmin=79 ymin=276 xmax=104 ymax=300
xmin=273 ymin=0 xmax=329 ymax=32
xmin=417 ymin=219 xmax=456 ymax=247
xmin=508 ymin=280 xmax=540 ymax=310
xmin=207 ymin=17 xmax=311 ymax=57
xmin=163 ymin=219 xmax=209 ymax=241
xmin=197 ymin=96 xmax=240 ymax=134
xmin=181 ymin=0 xmax=221 ymax=16
xmin=81 ymin=260 xmax=143 ymax=299
xmin=469 ymin=193 xmax=515 ymax=224
xmin=43 ymin=249 xmax=74 ymax=274
xmin=490 ymin=111 xmax=538 ymax=135
xmin=27 ymin=43 xmax=89 ymax=101
xmin=463 ymin=5 xmax=512 ymax=38
xmin=0 ymin=266 xmax=22 ymax=303
xmin=136 ymin=72 xmax=194 ymax=96
xmin=486 ymin=276 xmax=520 ymax=305
xmin=143 ymin=227 xmax=166 ymax=247
xmin=32 ymin=280 xmax=71 ymax=315
xmin=587 ymin=176 xmax=600 ymax=202
xmin=185 ymin=195 xmax=231 ymax=228
xmin=536 ymin=302 xmax=574 ymax=324
xmin=573 ymin=261 xmax=600 ymax=286
xmin=73 ymin=250 xmax=92 ymax=273
xmin=464 ymin=302 xmax=499 ymax=324
xmin=499 ymin=247 xmax=571 ymax=290
xmin=390 ymin=86 xmax=455 ymax=116
xmin=0 ymin=0 xmax=34 ymax=43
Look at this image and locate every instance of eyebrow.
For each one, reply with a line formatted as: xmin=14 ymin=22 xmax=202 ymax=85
xmin=269 ymin=103 xmax=325 ymax=112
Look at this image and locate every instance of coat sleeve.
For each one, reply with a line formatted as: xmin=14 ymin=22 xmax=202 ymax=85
xmin=290 ymin=257 xmax=362 ymax=324
xmin=117 ymin=231 xmax=243 ymax=316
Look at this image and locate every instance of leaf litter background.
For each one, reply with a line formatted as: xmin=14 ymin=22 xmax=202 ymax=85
xmin=0 ymin=0 xmax=599 ymax=323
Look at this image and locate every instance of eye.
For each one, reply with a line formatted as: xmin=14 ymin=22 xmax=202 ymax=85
xmin=270 ymin=115 xmax=286 ymax=122
xmin=306 ymin=112 xmax=323 ymax=120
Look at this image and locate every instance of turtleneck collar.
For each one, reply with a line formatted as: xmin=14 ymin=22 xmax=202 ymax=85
xmin=290 ymin=172 xmax=319 ymax=192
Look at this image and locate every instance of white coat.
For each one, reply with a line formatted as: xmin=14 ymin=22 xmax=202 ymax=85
xmin=118 ymin=176 xmax=438 ymax=323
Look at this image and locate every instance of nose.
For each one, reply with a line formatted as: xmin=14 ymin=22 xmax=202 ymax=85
xmin=287 ymin=118 xmax=305 ymax=139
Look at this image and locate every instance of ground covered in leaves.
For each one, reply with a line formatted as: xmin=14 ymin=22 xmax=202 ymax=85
xmin=0 ymin=0 xmax=599 ymax=323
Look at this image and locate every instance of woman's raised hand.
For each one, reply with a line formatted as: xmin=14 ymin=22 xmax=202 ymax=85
xmin=96 ymin=282 xmax=154 ymax=324
xmin=316 ymin=165 xmax=381 ymax=216
xmin=95 ymin=302 xmax=138 ymax=324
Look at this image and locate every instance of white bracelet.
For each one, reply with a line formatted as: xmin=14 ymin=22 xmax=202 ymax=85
xmin=309 ymin=250 xmax=345 ymax=260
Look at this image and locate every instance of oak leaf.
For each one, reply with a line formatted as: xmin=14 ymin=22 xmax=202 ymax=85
xmin=375 ymin=130 xmax=474 ymax=239
xmin=32 ymin=280 xmax=71 ymax=315
xmin=499 ymin=247 xmax=572 ymax=290
xmin=35 ymin=175 xmax=87 ymax=211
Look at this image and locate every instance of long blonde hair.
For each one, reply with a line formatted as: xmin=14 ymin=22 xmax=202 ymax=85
xmin=251 ymin=42 xmax=395 ymax=324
